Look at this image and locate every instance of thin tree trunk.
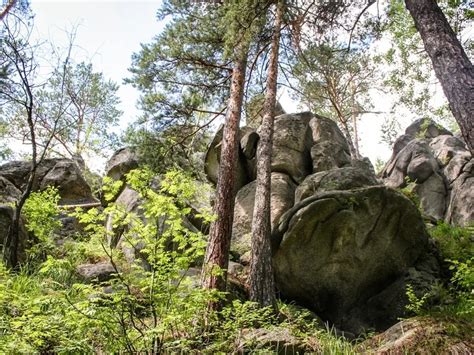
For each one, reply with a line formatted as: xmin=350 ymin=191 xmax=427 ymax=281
xmin=405 ymin=0 xmax=474 ymax=153
xmin=201 ymin=44 xmax=248 ymax=303
xmin=3 ymin=96 xmax=36 ymax=268
xmin=249 ymin=1 xmax=283 ymax=310
xmin=351 ymin=83 xmax=361 ymax=159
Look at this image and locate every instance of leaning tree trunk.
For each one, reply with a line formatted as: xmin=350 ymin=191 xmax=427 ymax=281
xmin=249 ymin=1 xmax=283 ymax=310
xmin=201 ymin=45 xmax=248 ymax=303
xmin=405 ymin=0 xmax=474 ymax=153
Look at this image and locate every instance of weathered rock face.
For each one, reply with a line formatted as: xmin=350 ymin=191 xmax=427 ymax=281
xmin=40 ymin=160 xmax=95 ymax=204
xmin=231 ymin=172 xmax=296 ymax=261
xmin=381 ymin=118 xmax=473 ymax=225
xmin=204 ymin=125 xmax=252 ymax=193
xmin=0 ymin=176 xmax=21 ymax=204
xmin=105 ymin=147 xmax=139 ymax=182
xmin=295 ymin=167 xmax=378 ymax=203
xmin=0 ymin=158 xmax=97 ymax=264
xmin=273 ymin=186 xmax=433 ymax=334
xmin=205 ymin=112 xmax=439 ymax=334
xmin=0 ymin=158 xmax=96 ymax=205
xmin=309 ymin=115 xmax=351 ymax=172
xmin=270 ymin=112 xmax=313 ymax=183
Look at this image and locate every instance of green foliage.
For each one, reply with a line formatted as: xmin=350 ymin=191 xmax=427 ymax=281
xmin=402 ymin=223 xmax=473 ymax=320
xmin=37 ymin=61 xmax=122 ymax=158
xmin=399 ymin=180 xmax=421 ymax=208
xmin=22 ymin=187 xmax=62 ymax=261
xmin=0 ymin=166 xmax=365 ymax=353
xmin=430 ymin=222 xmax=473 ymax=261
xmin=0 ymin=169 xmax=222 ymax=352
xmin=125 ymin=1 xmax=229 ymax=174
xmin=291 ymin=41 xmax=375 ymax=154
xmin=405 ymin=284 xmax=430 ymax=315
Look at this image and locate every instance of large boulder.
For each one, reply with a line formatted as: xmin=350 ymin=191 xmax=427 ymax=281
xmin=413 ymin=173 xmax=446 ymax=221
xmin=0 ymin=176 xmax=21 ymax=204
xmin=231 ymin=173 xmax=296 ymax=261
xmin=76 ymin=261 xmax=116 ymax=283
xmin=405 ymin=118 xmax=452 ymax=139
xmin=382 ymin=140 xmax=439 ymax=188
xmin=0 ymin=159 xmax=59 ymax=191
xmin=445 ymin=159 xmax=474 ymax=225
xmin=309 ymin=115 xmax=352 ymax=173
xmin=40 ymin=160 xmax=95 ymax=205
xmin=105 ymin=147 xmax=139 ymax=181
xmin=272 ymin=186 xmax=435 ymax=334
xmin=271 ymin=113 xmax=313 ymax=183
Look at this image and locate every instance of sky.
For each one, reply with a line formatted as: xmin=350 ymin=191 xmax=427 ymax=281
xmin=27 ymin=0 xmax=407 ymax=171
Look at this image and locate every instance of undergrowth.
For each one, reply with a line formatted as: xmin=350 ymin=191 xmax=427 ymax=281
xmin=0 ymin=169 xmax=358 ymax=353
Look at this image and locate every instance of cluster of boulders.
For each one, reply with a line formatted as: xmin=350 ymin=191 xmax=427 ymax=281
xmin=381 ymin=118 xmax=473 ymax=226
xmin=0 ymin=113 xmax=472 ymax=336
xmin=205 ymin=112 xmax=469 ymax=334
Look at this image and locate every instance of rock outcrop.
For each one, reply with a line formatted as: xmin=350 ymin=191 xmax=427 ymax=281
xmin=105 ymin=147 xmax=139 ymax=183
xmin=205 ymin=112 xmax=440 ymax=334
xmin=0 ymin=158 xmax=98 ymax=264
xmin=0 ymin=158 xmax=97 ymax=205
xmin=382 ymin=118 xmax=473 ymax=226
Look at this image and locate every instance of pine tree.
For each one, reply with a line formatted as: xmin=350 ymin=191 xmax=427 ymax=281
xmin=201 ymin=0 xmax=270 ymax=303
xmin=248 ymin=0 xmax=283 ymax=310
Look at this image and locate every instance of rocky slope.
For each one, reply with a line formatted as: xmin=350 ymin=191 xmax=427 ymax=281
xmin=0 ymin=114 xmax=472 ymax=337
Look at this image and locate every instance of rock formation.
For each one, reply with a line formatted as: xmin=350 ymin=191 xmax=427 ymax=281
xmin=382 ymin=118 xmax=473 ymax=226
xmin=205 ymin=112 xmax=442 ymax=334
xmin=0 ymin=158 xmax=98 ymax=263
xmin=0 ymin=158 xmax=97 ymax=205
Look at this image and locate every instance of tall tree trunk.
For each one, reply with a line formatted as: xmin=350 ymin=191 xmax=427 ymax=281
xmin=248 ymin=1 xmax=283 ymax=310
xmin=405 ymin=0 xmax=474 ymax=153
xmin=201 ymin=45 xmax=248 ymax=302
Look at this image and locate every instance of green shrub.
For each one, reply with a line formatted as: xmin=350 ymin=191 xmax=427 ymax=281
xmin=426 ymin=222 xmax=474 ymax=319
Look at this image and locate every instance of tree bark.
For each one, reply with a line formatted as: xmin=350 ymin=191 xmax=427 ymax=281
xmin=201 ymin=44 xmax=248 ymax=302
xmin=249 ymin=1 xmax=283 ymax=310
xmin=0 ymin=0 xmax=16 ymax=21
xmin=3 ymin=84 xmax=36 ymax=268
xmin=405 ymin=0 xmax=474 ymax=153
